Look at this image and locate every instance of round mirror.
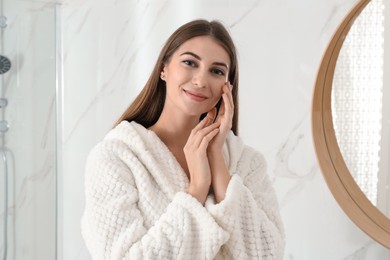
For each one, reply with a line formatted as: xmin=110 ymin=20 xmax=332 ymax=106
xmin=312 ymin=0 xmax=390 ymax=249
xmin=332 ymin=0 xmax=389 ymax=218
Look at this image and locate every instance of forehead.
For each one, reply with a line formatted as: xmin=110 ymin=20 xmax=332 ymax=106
xmin=175 ymin=36 xmax=230 ymax=65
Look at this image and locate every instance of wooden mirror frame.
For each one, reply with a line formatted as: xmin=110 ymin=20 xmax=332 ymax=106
xmin=312 ymin=0 xmax=390 ymax=248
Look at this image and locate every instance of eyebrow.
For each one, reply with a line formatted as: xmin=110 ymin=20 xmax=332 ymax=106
xmin=180 ymin=51 xmax=229 ymax=70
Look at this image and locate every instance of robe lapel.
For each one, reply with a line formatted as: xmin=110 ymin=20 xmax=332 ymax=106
xmin=113 ymin=121 xmax=190 ymax=200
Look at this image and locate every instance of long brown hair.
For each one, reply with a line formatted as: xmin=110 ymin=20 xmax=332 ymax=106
xmin=115 ymin=19 xmax=239 ymax=135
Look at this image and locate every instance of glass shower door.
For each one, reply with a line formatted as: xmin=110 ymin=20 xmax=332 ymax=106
xmin=0 ymin=1 xmax=58 ymax=259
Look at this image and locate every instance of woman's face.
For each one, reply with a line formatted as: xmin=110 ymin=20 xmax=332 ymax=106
xmin=161 ymin=36 xmax=231 ymax=117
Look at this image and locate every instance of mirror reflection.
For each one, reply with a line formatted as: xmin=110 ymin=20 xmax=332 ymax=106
xmin=332 ymin=0 xmax=390 ymax=217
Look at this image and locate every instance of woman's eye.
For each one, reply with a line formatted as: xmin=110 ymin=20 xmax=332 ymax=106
xmin=211 ymin=69 xmax=225 ymax=76
xmin=183 ymin=60 xmax=196 ymax=66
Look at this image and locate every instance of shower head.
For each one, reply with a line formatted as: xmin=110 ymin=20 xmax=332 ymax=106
xmin=0 ymin=55 xmax=11 ymax=75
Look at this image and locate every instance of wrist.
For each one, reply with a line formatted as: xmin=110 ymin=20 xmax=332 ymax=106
xmin=208 ymin=151 xmax=225 ymax=169
xmin=211 ymin=173 xmax=231 ymax=203
xmin=187 ymin=183 xmax=210 ymax=205
xmin=207 ymin=148 xmax=224 ymax=159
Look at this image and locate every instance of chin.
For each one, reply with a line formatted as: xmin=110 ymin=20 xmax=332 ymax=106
xmin=179 ymin=101 xmax=215 ymax=117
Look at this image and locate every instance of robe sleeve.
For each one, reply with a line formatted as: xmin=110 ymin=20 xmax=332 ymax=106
xmin=81 ymin=143 xmax=229 ymax=260
xmin=205 ymin=151 xmax=285 ymax=260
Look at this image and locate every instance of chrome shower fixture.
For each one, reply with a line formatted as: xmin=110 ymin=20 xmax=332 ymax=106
xmin=0 ymin=55 xmax=11 ymax=75
xmin=0 ymin=16 xmax=7 ymax=28
xmin=0 ymin=98 xmax=7 ymax=108
xmin=0 ymin=121 xmax=9 ymax=133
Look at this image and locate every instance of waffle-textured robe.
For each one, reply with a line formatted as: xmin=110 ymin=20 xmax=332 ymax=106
xmin=81 ymin=121 xmax=284 ymax=259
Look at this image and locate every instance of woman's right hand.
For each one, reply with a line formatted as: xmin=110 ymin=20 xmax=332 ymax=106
xmin=184 ymin=109 xmax=219 ymax=204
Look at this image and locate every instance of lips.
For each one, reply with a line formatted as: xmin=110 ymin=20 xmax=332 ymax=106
xmin=183 ymin=89 xmax=208 ymax=102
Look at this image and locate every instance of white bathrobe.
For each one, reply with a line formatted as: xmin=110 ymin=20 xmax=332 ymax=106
xmin=81 ymin=121 xmax=284 ymax=260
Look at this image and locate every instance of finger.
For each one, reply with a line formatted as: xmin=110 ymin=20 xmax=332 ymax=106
xmin=189 ymin=110 xmax=221 ymax=149
xmin=191 ymin=122 xmax=220 ymax=148
xmin=225 ymin=83 xmax=234 ymax=108
xmin=192 ymin=115 xmax=211 ymax=133
xmin=206 ymin=107 xmax=217 ymax=123
xmin=193 ymin=107 xmax=218 ymax=133
xmin=197 ymin=121 xmax=220 ymax=139
xmin=215 ymin=93 xmax=233 ymax=128
xmin=223 ymin=92 xmax=233 ymax=116
xmin=219 ymin=86 xmax=229 ymax=110
xmin=221 ymin=92 xmax=232 ymax=117
xmin=199 ymin=128 xmax=220 ymax=151
xmin=218 ymin=97 xmax=225 ymax=115
xmin=223 ymin=84 xmax=234 ymax=116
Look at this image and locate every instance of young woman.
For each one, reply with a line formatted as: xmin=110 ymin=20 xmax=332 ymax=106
xmin=81 ymin=19 xmax=284 ymax=259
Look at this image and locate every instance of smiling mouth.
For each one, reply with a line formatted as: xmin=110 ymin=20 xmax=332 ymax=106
xmin=184 ymin=90 xmax=208 ymax=102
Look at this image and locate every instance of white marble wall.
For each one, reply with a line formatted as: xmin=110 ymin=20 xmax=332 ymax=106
xmin=2 ymin=0 xmax=387 ymax=259
xmin=0 ymin=1 xmax=57 ymax=259
xmin=60 ymin=0 xmax=390 ymax=259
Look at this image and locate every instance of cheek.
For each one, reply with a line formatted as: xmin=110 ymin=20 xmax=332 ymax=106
xmin=171 ymin=65 xmax=192 ymax=82
xmin=210 ymin=94 xmax=222 ymax=108
xmin=211 ymin=84 xmax=224 ymax=99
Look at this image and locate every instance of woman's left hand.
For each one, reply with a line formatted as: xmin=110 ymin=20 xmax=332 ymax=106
xmin=208 ymin=82 xmax=234 ymax=155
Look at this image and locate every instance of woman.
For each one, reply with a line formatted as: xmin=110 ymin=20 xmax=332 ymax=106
xmin=81 ymin=19 xmax=284 ymax=259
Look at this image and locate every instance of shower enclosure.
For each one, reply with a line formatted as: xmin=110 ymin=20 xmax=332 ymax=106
xmin=0 ymin=0 xmax=58 ymax=259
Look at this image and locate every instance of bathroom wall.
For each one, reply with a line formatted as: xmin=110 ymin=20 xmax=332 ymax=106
xmin=0 ymin=1 xmax=57 ymax=259
xmin=60 ymin=0 xmax=390 ymax=259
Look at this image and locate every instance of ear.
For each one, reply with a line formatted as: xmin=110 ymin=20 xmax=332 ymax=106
xmin=160 ymin=65 xmax=167 ymax=81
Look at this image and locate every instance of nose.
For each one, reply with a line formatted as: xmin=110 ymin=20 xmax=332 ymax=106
xmin=191 ymin=69 xmax=208 ymax=88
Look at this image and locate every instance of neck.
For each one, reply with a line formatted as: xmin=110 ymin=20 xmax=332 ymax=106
xmin=149 ymin=106 xmax=200 ymax=149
